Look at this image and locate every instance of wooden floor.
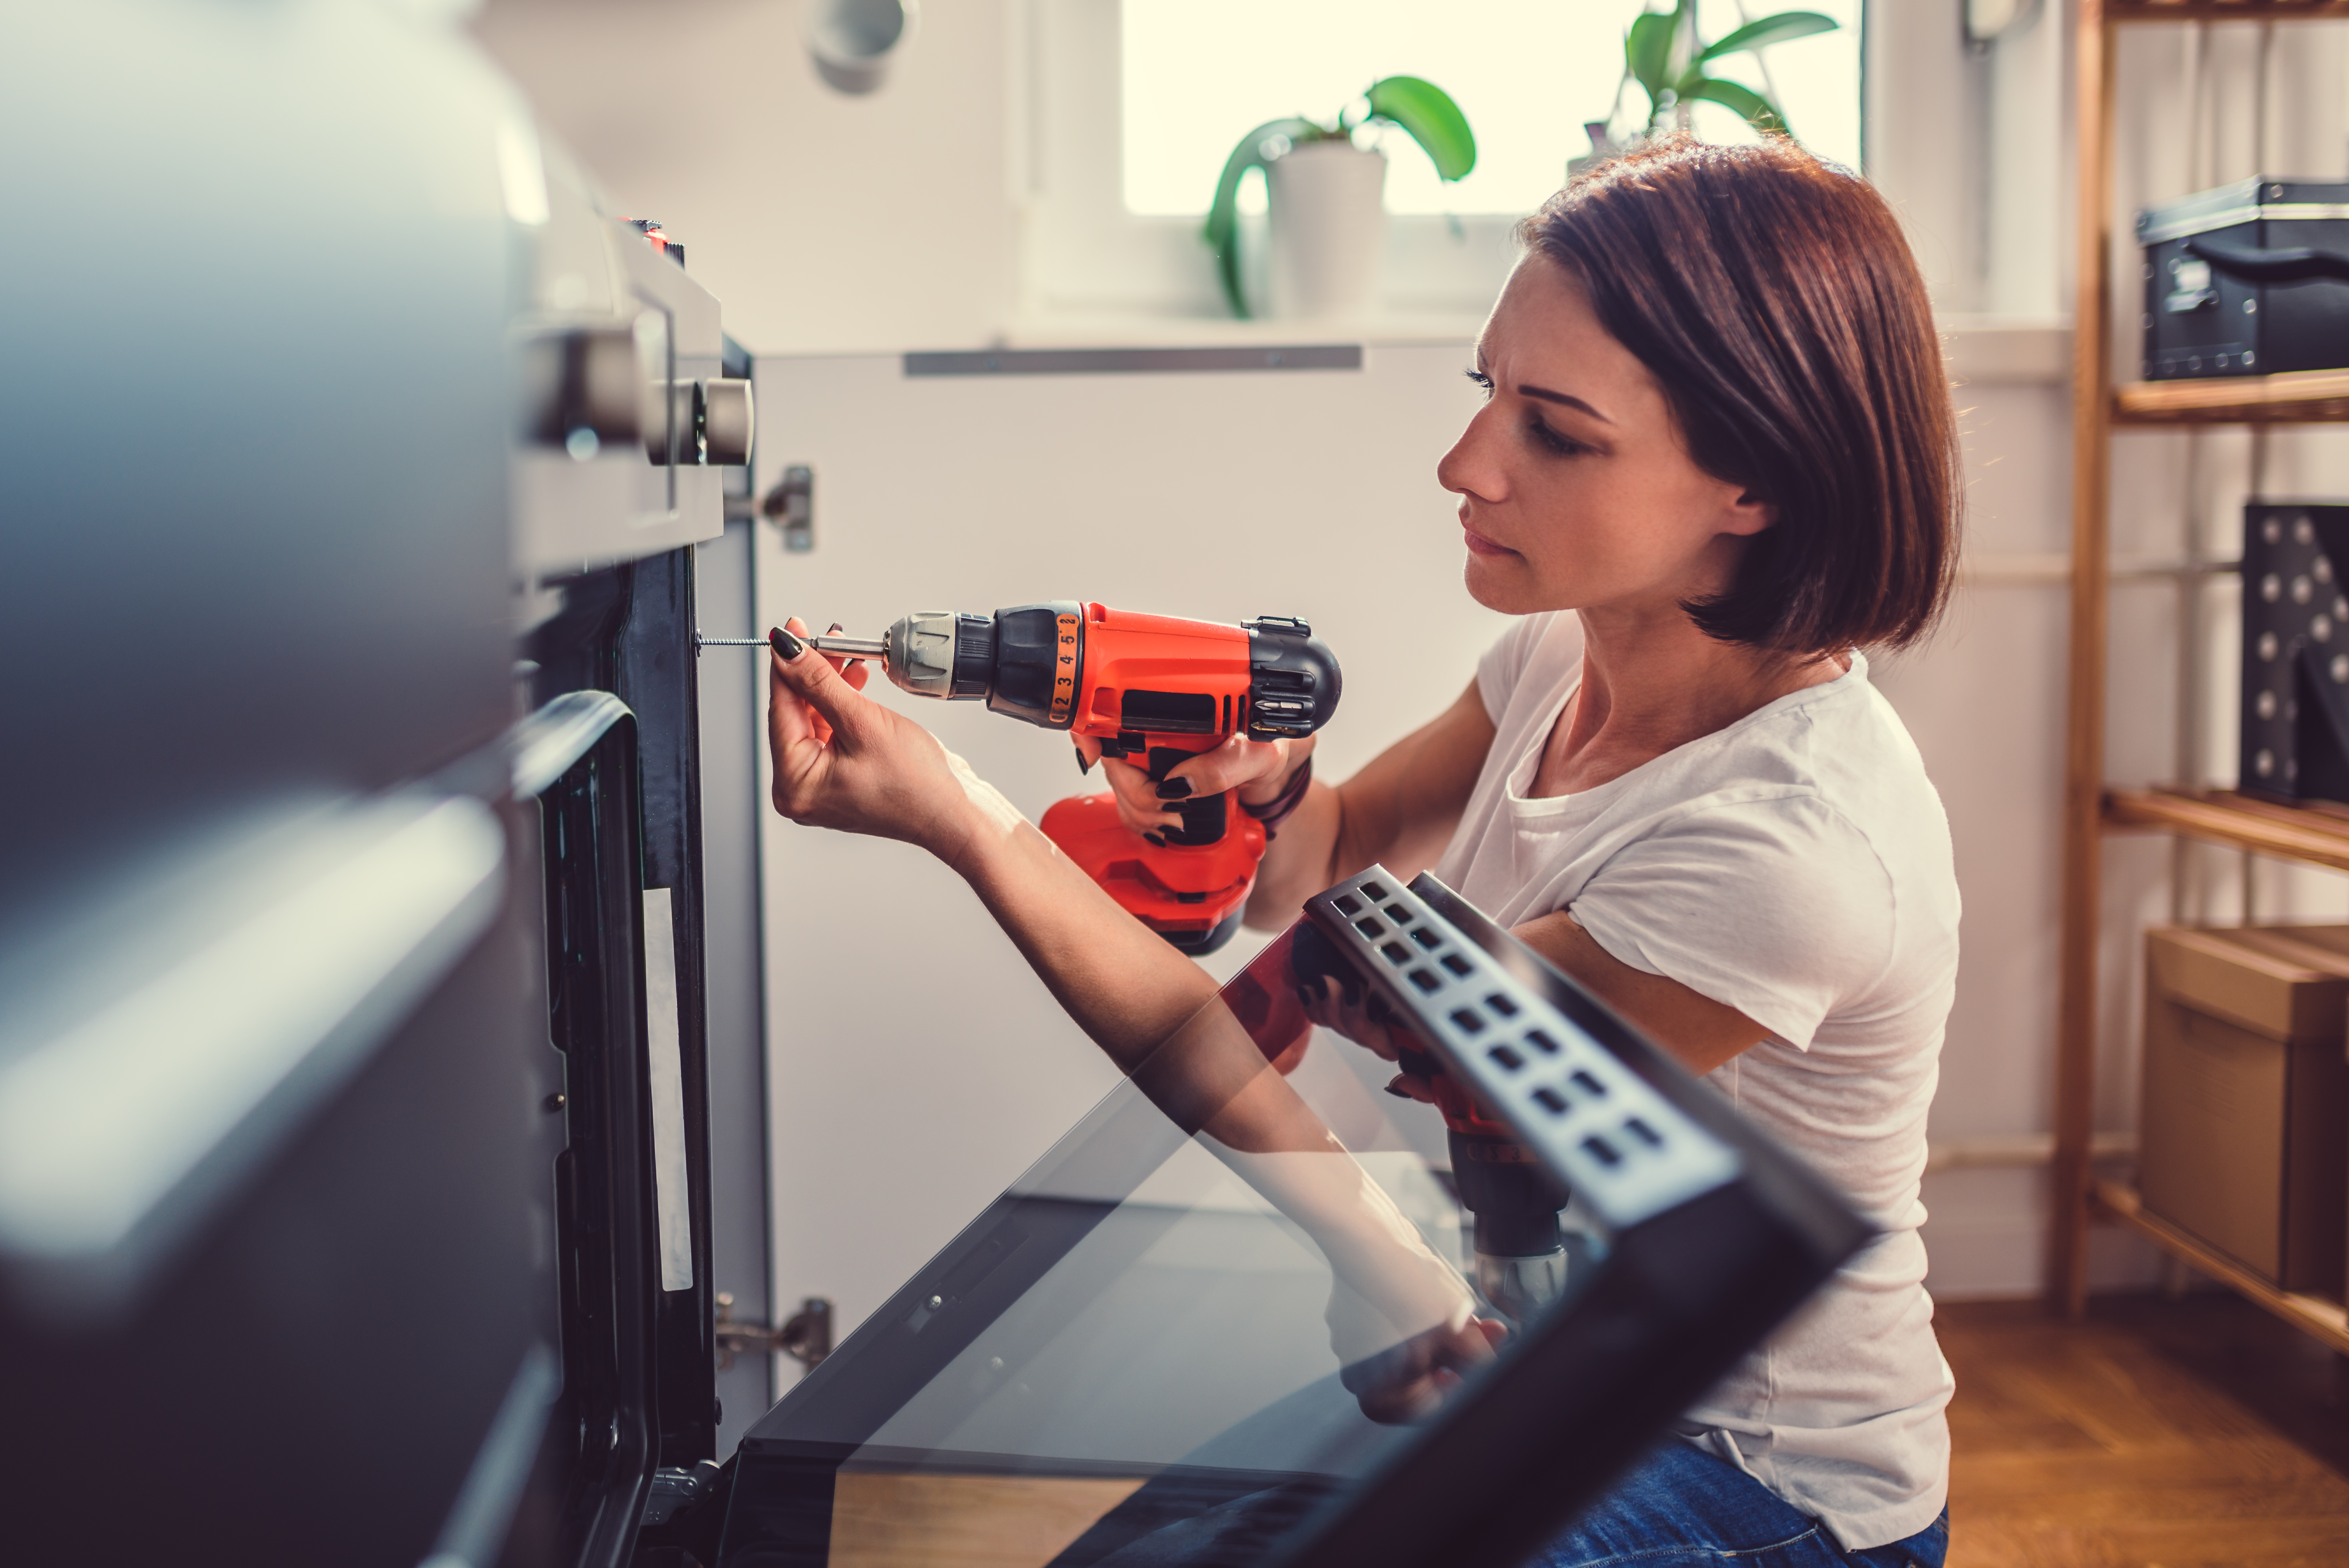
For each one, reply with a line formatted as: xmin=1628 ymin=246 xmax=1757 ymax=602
xmin=1943 ymin=1293 xmax=2349 ymax=1567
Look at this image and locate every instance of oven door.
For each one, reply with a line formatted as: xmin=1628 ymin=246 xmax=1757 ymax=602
xmin=707 ymin=869 xmax=1870 ymax=1568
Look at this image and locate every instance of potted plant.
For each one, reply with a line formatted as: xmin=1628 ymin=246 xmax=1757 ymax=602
xmin=1573 ymin=3 xmax=1838 ymax=173
xmin=1202 ymin=77 xmax=1475 ymax=321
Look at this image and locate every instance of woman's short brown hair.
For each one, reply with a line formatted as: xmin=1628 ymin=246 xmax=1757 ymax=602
xmin=1519 ymin=135 xmax=1957 ymax=653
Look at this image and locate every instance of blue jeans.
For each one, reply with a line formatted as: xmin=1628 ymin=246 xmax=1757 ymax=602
xmin=1532 ymin=1440 xmax=1949 ymax=1567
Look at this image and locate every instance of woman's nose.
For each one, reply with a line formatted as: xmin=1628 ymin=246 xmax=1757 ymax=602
xmin=1436 ymin=408 xmax=1506 ymax=504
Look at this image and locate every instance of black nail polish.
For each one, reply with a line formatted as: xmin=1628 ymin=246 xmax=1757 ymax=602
xmin=1143 ymin=831 xmax=1165 ymax=847
xmin=770 ymin=626 xmax=805 ymax=659
xmin=1384 ymin=1080 xmax=1414 ymax=1100
xmin=1076 ymin=749 xmax=1093 ymax=776
xmin=1154 ymin=778 xmax=1193 ymax=800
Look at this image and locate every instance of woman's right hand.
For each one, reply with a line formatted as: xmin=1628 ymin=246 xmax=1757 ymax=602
xmin=767 ymin=617 xmax=1024 ymax=863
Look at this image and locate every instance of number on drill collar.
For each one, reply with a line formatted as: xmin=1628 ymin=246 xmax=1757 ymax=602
xmin=1050 ymin=612 xmax=1078 ymax=726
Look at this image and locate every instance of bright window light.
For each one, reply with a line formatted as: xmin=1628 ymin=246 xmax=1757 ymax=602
xmin=1121 ymin=1 xmax=1862 ymax=218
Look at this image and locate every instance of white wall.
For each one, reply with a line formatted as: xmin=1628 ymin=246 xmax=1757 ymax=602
xmin=473 ymin=0 xmax=2349 ymax=1308
xmin=472 ymin=0 xmax=1023 ymax=353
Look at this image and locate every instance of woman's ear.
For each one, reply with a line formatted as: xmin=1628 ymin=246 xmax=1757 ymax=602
xmin=1721 ymin=486 xmax=1775 ymax=538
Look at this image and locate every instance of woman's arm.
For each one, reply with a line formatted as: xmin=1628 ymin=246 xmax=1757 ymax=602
xmin=1511 ymin=911 xmax=1766 ymax=1076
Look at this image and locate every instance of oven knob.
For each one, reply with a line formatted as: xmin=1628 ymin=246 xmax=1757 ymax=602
xmin=700 ymin=378 xmax=754 ymax=467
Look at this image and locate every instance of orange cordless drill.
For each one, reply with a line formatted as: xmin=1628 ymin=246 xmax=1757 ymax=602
xmin=808 ymin=602 xmax=1339 ymax=954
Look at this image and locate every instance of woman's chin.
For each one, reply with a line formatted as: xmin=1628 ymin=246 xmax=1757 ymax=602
xmin=1462 ymin=551 xmax=1541 ymax=614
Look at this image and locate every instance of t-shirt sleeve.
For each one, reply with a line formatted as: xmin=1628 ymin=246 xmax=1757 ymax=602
xmin=1564 ymin=794 xmax=1896 ymax=1051
xmin=1475 ymin=611 xmax=1575 ymax=726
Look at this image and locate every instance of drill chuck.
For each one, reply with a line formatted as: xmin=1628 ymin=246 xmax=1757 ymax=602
xmin=1449 ymin=1128 xmax=1572 ymax=1327
xmin=879 ymin=611 xmax=999 ymax=700
xmin=871 ymin=605 xmax=1076 ymax=727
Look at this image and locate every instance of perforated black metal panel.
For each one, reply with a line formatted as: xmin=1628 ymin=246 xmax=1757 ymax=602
xmin=1305 ymin=872 xmax=1740 ymax=1230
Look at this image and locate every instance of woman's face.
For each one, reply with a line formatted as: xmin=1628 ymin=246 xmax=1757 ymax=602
xmin=1438 ymin=255 xmax=1770 ymax=622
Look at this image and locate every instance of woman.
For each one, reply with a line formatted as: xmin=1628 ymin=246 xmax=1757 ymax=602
xmin=766 ymin=136 xmax=1958 ymax=1568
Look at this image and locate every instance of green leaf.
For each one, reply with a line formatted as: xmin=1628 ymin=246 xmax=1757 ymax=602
xmin=1626 ymin=10 xmax=1676 ymax=102
xmin=1201 ymin=116 xmax=1319 ymax=318
xmin=1699 ymin=11 xmax=1838 ymax=62
xmin=1365 ymin=75 xmax=1476 ymax=183
xmin=1681 ymin=75 xmax=1790 ymax=136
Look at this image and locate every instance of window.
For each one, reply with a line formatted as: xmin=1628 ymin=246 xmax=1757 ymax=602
xmin=1021 ymin=0 xmax=1861 ymax=329
xmin=1121 ymin=1 xmax=1864 ymax=219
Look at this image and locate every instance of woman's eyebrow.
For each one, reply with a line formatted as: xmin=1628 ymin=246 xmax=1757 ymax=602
xmin=1518 ymin=384 xmax=1612 ymax=423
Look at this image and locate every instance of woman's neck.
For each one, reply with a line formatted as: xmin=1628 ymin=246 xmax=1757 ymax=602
xmin=1528 ymin=604 xmax=1846 ymax=799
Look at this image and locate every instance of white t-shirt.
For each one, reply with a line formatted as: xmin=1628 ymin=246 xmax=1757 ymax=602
xmin=1431 ymin=610 xmax=1958 ymax=1552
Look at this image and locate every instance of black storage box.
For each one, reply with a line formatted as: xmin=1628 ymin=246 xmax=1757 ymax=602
xmin=2139 ymin=178 xmax=2349 ymax=381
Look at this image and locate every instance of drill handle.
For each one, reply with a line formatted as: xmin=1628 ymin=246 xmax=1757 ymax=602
xmin=1134 ymin=739 xmax=1235 ymax=848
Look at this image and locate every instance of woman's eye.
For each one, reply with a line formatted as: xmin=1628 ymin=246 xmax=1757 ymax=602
xmin=1463 ymin=369 xmax=1493 ymax=396
xmin=1528 ymin=419 xmax=1584 ymax=457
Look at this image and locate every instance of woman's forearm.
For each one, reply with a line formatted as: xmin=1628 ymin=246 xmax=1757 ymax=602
xmin=944 ymin=780 xmax=1365 ymax=1154
xmin=943 ymin=782 xmax=1220 ymax=1073
xmin=1243 ymin=779 xmax=1347 ymax=926
xmin=1244 ymin=680 xmax=1497 ymax=929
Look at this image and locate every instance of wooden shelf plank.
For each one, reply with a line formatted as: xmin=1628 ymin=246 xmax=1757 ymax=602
xmin=2104 ymin=787 xmax=2349 ymax=874
xmin=2092 ymin=1180 xmax=2349 ymax=1355
xmin=2110 ymin=0 xmax=2349 ymax=19
xmin=2115 ymin=370 xmax=2349 ymax=425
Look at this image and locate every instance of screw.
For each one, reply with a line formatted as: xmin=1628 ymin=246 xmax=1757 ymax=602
xmin=927 ymin=1295 xmax=944 ymax=1310
xmin=545 ymin=1092 xmax=566 ymax=1111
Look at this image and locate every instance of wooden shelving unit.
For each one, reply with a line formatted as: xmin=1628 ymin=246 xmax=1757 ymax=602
xmin=2116 ymin=369 xmax=2349 ymax=424
xmin=2106 ymin=788 xmax=2349 ymax=873
xmin=2052 ymin=0 xmax=2349 ymax=1330
xmin=2092 ymin=1180 xmax=2349 ymax=1352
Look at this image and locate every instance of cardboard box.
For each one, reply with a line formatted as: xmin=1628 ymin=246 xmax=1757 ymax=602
xmin=2142 ymin=925 xmax=2349 ymax=1295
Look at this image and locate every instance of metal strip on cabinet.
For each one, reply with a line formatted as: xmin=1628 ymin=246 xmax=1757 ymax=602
xmin=903 ymin=345 xmax=1364 ymax=377
xmin=641 ymin=886 xmax=695 ymax=1293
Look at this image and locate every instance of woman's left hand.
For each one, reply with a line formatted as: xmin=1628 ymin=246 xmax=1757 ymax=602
xmin=1294 ymin=971 xmax=1441 ymax=1106
xmin=1076 ymin=729 xmax=1314 ymax=836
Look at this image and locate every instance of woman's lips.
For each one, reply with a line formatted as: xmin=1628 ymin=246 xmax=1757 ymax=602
xmin=1461 ymin=525 xmax=1516 ymax=558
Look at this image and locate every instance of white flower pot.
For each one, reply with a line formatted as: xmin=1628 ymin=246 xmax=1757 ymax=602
xmin=1266 ymin=142 xmax=1387 ymax=321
